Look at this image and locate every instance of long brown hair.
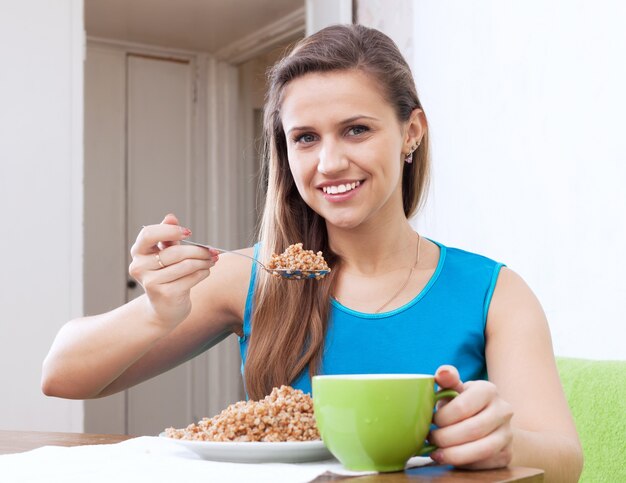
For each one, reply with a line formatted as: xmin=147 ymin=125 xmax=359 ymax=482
xmin=244 ymin=24 xmax=431 ymax=399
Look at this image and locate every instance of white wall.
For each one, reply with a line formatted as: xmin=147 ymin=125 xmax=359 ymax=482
xmin=306 ymin=0 xmax=352 ymax=35
xmin=0 ymin=0 xmax=84 ymax=430
xmin=409 ymin=1 xmax=626 ymax=360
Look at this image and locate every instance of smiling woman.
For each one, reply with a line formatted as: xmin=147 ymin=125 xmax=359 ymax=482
xmin=42 ymin=24 xmax=582 ymax=481
xmin=281 ymin=69 xmax=424 ymax=227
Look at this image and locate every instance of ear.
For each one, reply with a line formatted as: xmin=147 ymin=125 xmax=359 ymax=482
xmin=403 ymin=108 xmax=427 ymax=152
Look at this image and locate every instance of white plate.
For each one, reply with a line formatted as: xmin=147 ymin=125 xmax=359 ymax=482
xmin=158 ymin=433 xmax=333 ymax=464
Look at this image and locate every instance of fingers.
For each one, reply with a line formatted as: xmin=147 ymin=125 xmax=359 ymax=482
xmin=131 ymin=222 xmax=192 ymax=257
xmin=456 ymin=446 xmax=513 ymax=471
xmin=170 ymin=269 xmax=212 ymax=293
xmin=126 ymin=214 xmax=218 ymax=328
xmin=128 ymin=215 xmax=222 ymax=298
xmin=155 ymin=244 xmax=218 ymax=268
xmin=435 ymin=365 xmax=464 ymax=393
xmin=431 ymin=424 xmax=513 ymax=468
xmin=162 ymin=213 xmax=180 ymax=226
xmin=159 ymin=214 xmax=183 ymax=250
xmin=430 ymin=391 xmax=513 ymax=447
xmin=143 ymin=257 xmax=215 ymax=286
xmin=434 ymin=365 xmax=466 ymax=411
xmin=429 ymin=378 xmax=514 ymax=470
xmin=434 ymin=380 xmax=498 ymax=427
xmin=130 ymin=245 xmax=217 ymax=282
xmin=145 ymin=266 xmax=212 ymax=295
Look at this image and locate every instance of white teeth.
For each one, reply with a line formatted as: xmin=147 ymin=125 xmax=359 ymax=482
xmin=322 ymin=181 xmax=361 ymax=194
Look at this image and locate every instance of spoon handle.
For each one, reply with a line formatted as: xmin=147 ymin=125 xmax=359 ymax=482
xmin=180 ymin=239 xmax=266 ymax=267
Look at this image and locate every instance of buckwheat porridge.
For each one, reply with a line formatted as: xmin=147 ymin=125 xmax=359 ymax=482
xmin=164 ymin=386 xmax=320 ymax=442
xmin=267 ymin=243 xmax=330 ymax=279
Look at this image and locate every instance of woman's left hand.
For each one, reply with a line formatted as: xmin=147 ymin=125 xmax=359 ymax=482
xmin=429 ymin=365 xmax=514 ymax=469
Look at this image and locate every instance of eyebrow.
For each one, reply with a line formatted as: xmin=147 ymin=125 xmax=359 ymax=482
xmin=286 ymin=115 xmax=380 ymax=135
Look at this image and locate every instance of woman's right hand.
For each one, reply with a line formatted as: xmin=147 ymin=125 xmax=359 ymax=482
xmin=129 ymin=213 xmax=219 ymax=330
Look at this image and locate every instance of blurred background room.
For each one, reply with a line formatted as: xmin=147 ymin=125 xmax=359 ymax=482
xmin=1 ymin=0 xmax=624 ymax=439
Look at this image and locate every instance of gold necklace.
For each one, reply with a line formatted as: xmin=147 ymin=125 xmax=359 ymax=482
xmin=374 ymin=233 xmax=421 ymax=313
xmin=334 ymin=233 xmax=421 ymax=313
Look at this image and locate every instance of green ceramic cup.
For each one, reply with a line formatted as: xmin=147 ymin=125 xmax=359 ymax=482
xmin=312 ymin=374 xmax=457 ymax=472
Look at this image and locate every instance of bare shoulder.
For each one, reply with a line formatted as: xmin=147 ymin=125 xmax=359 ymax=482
xmin=485 ymin=266 xmax=555 ymax=371
xmin=485 ymin=265 xmax=556 ymax=390
xmin=486 ymin=267 xmax=546 ymax=335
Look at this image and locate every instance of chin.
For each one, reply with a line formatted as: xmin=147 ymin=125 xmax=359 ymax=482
xmin=324 ymin=213 xmax=364 ymax=230
xmin=309 ymin=201 xmax=368 ymax=230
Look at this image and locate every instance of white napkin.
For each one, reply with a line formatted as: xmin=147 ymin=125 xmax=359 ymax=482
xmin=0 ymin=436 xmax=433 ymax=483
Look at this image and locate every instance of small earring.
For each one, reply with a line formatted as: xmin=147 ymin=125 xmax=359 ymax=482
xmin=404 ymin=141 xmax=420 ymax=163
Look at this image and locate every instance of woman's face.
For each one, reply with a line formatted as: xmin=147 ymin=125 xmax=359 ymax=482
xmin=280 ymin=70 xmax=413 ymax=230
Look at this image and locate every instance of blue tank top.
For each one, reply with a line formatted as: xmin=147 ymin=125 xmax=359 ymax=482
xmin=239 ymin=239 xmax=504 ymax=395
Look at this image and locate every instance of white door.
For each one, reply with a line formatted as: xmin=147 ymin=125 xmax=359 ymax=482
xmin=125 ymin=54 xmax=195 ymax=436
xmin=84 ymin=47 xmax=198 ymax=436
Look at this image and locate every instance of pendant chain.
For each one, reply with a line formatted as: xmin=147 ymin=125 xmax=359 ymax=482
xmin=374 ymin=233 xmax=421 ymax=313
xmin=333 ymin=233 xmax=421 ymax=314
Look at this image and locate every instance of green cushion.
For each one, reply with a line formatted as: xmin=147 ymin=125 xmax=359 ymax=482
xmin=556 ymin=357 xmax=626 ymax=482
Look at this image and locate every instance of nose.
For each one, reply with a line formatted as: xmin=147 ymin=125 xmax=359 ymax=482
xmin=317 ymin=139 xmax=349 ymax=175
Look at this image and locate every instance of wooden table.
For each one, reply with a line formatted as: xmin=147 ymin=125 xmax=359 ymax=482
xmin=0 ymin=430 xmax=543 ymax=482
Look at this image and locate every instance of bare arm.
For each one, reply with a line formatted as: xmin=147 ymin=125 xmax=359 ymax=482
xmin=430 ymin=267 xmax=582 ymax=482
xmin=486 ymin=268 xmax=583 ymax=481
xmin=42 ymin=215 xmax=252 ymax=399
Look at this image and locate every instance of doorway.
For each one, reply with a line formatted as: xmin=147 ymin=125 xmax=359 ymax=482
xmin=83 ymin=3 xmax=304 ymax=435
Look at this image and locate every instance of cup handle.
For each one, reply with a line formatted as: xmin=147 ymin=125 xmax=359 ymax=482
xmin=418 ymin=389 xmax=459 ymax=456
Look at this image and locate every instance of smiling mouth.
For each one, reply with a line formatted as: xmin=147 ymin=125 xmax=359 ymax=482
xmin=321 ymin=181 xmax=362 ymax=194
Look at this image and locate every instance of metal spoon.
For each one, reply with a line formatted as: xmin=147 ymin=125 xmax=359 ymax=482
xmin=180 ymin=239 xmax=330 ymax=280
